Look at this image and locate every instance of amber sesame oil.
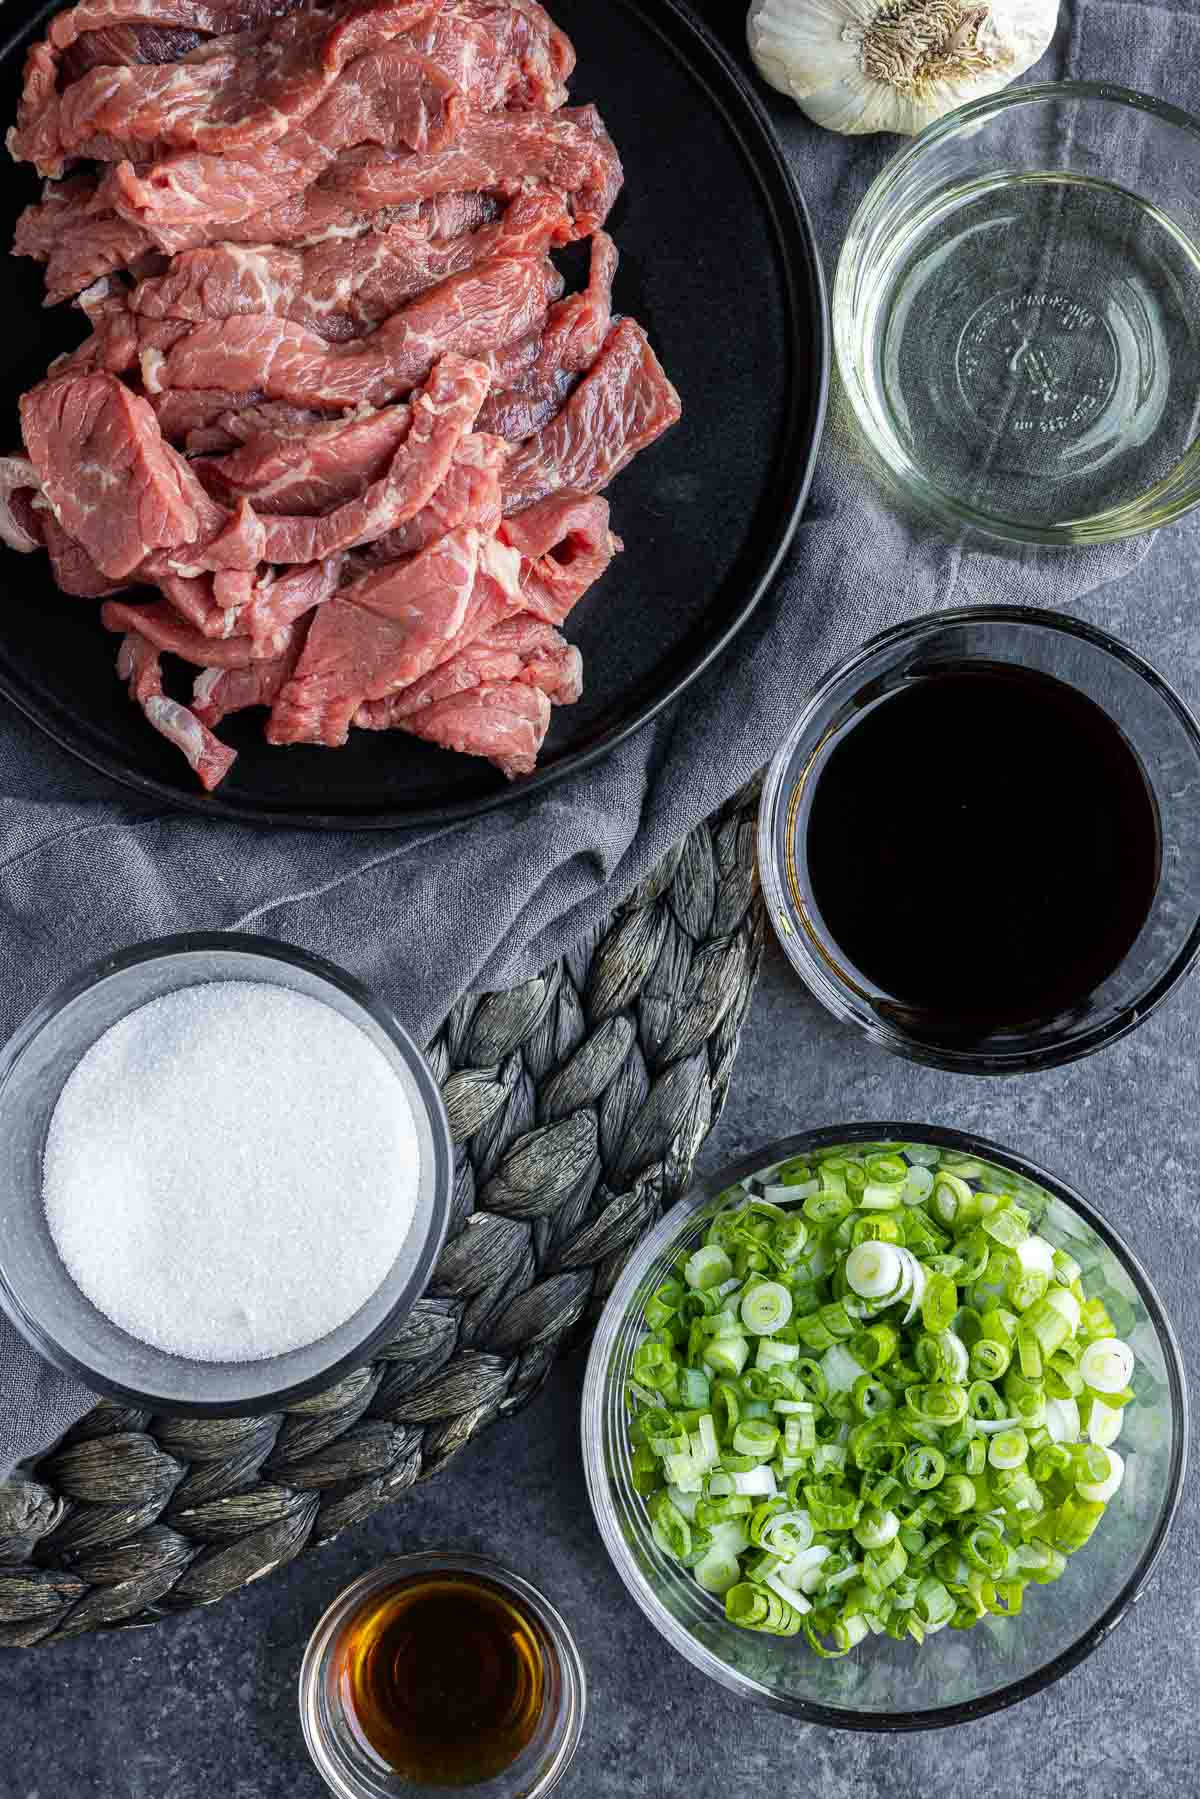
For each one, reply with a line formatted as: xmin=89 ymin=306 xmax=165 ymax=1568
xmin=857 ymin=172 xmax=1200 ymax=529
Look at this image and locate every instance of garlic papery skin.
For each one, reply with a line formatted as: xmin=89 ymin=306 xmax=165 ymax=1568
xmin=747 ymin=0 xmax=1058 ymax=136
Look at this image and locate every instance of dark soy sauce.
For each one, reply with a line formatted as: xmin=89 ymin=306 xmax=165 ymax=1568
xmin=797 ymin=664 xmax=1160 ymax=1040
xmin=338 ymin=1573 xmax=544 ymax=1785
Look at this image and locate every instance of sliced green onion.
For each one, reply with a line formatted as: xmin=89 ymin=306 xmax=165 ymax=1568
xmin=1078 ymin=1337 xmax=1135 ymax=1395
xmin=685 ymin=1244 xmax=733 ymax=1290
xmin=988 ymin=1429 xmax=1029 ymax=1471
xmin=1076 ymin=1447 xmax=1124 ymax=1503
xmin=740 ymin=1281 xmax=793 ymax=1336
xmin=1080 ymin=1394 xmax=1123 ymax=1447
xmin=732 ymin=1419 xmax=780 ymax=1459
xmin=628 ymin=1145 xmax=1138 ymax=1658
xmin=844 ymin=1242 xmax=904 ymax=1302
xmin=702 ymin=1335 xmax=750 ymax=1378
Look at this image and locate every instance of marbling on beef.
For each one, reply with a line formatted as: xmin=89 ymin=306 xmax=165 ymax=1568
xmin=3 ymin=0 xmax=678 ymax=787
xmin=131 ymin=191 xmax=569 ymax=340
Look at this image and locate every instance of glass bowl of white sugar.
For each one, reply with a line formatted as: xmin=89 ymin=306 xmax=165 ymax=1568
xmin=0 ymin=934 xmax=453 ymax=1414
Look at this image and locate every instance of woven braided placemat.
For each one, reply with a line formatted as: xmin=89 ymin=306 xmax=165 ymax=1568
xmin=0 ymin=783 xmax=764 ymax=1644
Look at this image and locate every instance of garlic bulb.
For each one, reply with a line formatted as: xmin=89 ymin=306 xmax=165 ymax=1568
xmin=747 ymin=0 xmax=1057 ymax=136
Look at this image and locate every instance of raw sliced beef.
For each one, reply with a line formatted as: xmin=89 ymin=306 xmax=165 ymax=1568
xmin=20 ymin=370 xmax=224 ymax=577
xmin=0 ymin=457 xmax=42 ymax=552
xmin=102 ymin=594 xmax=291 ymax=662
xmin=154 ymin=250 xmax=558 ymax=406
xmin=240 ymin=350 xmax=488 ymax=562
xmin=117 ymin=628 xmax=239 ymax=787
xmin=27 ymin=3 xmax=447 ymax=174
xmin=401 ymin=677 xmax=548 ymax=776
xmin=12 ymin=178 xmax=166 ymax=305
xmin=502 ymin=318 xmax=682 ymax=513
xmin=267 ymin=521 xmax=504 ymax=744
xmin=191 ymin=616 xmax=308 ymax=723
xmin=358 ymin=426 xmax=503 ymax=561
xmin=12 ymin=1 xmax=307 ymax=171
xmin=477 ymin=227 xmax=615 ymax=438
xmin=498 ymin=491 xmax=617 ymax=623
xmin=131 ymin=190 xmax=570 ymax=340
xmin=94 ymin=102 xmax=618 ymax=257
xmin=235 ymin=553 xmax=342 ymax=637
xmin=12 ymin=103 xmax=617 ymax=298
xmin=194 ymin=403 xmax=416 ymax=511
xmin=1 ymin=0 xmax=681 ymax=794
xmin=41 ymin=511 xmax=129 ymax=595
xmin=356 ymin=610 xmax=580 ymax=728
xmin=275 ymin=104 xmax=621 ymax=240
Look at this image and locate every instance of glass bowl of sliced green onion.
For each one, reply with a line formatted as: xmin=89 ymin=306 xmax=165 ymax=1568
xmin=581 ymin=1126 xmax=1187 ymax=1729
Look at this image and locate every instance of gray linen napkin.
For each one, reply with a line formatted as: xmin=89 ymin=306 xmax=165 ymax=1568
xmin=0 ymin=0 xmax=1191 ymax=1468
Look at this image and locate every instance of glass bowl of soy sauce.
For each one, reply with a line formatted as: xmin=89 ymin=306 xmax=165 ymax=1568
xmin=759 ymin=607 xmax=1200 ymax=1073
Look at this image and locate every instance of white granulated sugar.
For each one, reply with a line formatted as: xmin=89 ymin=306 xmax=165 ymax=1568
xmin=42 ymin=981 xmax=421 ymax=1363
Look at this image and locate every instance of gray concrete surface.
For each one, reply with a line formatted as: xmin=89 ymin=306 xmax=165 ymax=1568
xmin=0 ymin=526 xmax=1197 ymax=1795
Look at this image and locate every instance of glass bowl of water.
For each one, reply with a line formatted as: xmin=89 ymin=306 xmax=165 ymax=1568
xmin=835 ymin=83 xmax=1200 ymax=544
xmin=581 ymin=1126 xmax=1187 ymax=1728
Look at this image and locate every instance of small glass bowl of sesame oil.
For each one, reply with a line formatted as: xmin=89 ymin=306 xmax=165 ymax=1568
xmin=299 ymin=1552 xmax=586 ymax=1798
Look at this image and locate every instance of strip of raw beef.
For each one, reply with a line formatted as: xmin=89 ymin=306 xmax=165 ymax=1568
xmin=99 ymin=102 xmax=619 ymax=254
xmin=191 ymin=617 xmax=308 ymax=723
xmin=168 ymin=396 xmax=329 ymax=451
xmin=14 ymin=101 xmax=615 ymax=295
xmin=497 ymin=491 xmax=617 ymax=624
xmin=20 ymin=370 xmax=224 ymax=577
xmin=58 ymin=15 xmax=287 ymax=85
xmin=22 ymin=350 xmax=484 ymax=587
xmin=277 ymin=104 xmax=620 ymax=241
xmin=131 ymin=190 xmax=570 ymax=340
xmin=267 ymin=521 xmax=519 ymax=743
xmin=501 ymin=318 xmax=681 ymax=513
xmin=15 ymin=175 xmax=498 ymax=306
xmin=12 ymin=177 xmax=162 ymax=305
xmin=356 ymin=610 xmax=579 ymax=727
xmin=359 ymin=426 xmax=503 ymax=561
xmin=95 ymin=23 xmax=570 ymax=248
xmin=385 ymin=0 xmax=571 ymax=113
xmin=59 ymin=0 xmax=566 ymax=171
xmin=116 ymin=629 xmax=239 ymax=786
xmin=154 ymin=567 xmax=236 ymax=631
xmin=403 ymin=678 xmax=548 ymax=775
xmin=149 ymin=384 xmax=269 ymax=443
xmin=155 ymin=250 xmax=557 ymax=406
xmin=0 ymin=457 xmax=43 ymax=552
xmin=13 ymin=1 xmax=304 ymax=161
xmin=478 ymin=227 xmax=614 ymax=438
xmin=102 ymin=595 xmax=291 ymax=663
xmin=198 ymin=351 xmax=488 ymax=564
xmin=234 ymin=553 xmax=342 ymax=637
xmin=193 ymin=402 xmax=414 ymax=511
xmin=12 ymin=1 xmax=444 ymax=175
xmin=40 ymin=511 xmax=128 ymax=595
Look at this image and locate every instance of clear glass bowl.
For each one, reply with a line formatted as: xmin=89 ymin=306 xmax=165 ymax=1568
xmin=0 ymin=933 xmax=453 ymax=1415
xmin=299 ymin=1552 xmax=586 ymax=1798
xmin=834 ymin=83 xmax=1200 ymax=544
xmin=581 ymin=1126 xmax=1188 ymax=1730
xmin=758 ymin=606 xmax=1200 ymax=1074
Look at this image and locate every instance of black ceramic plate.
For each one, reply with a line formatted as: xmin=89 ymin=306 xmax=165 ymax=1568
xmin=0 ymin=0 xmax=827 ymax=828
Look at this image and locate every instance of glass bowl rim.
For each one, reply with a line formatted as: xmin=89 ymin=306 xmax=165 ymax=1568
xmin=298 ymin=1549 xmax=587 ymax=1799
xmin=581 ymin=1121 xmax=1190 ymax=1732
xmin=832 ymin=80 xmax=1200 ymax=546
xmin=0 ymin=930 xmax=454 ymax=1416
xmin=757 ymin=604 xmax=1200 ymax=1075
